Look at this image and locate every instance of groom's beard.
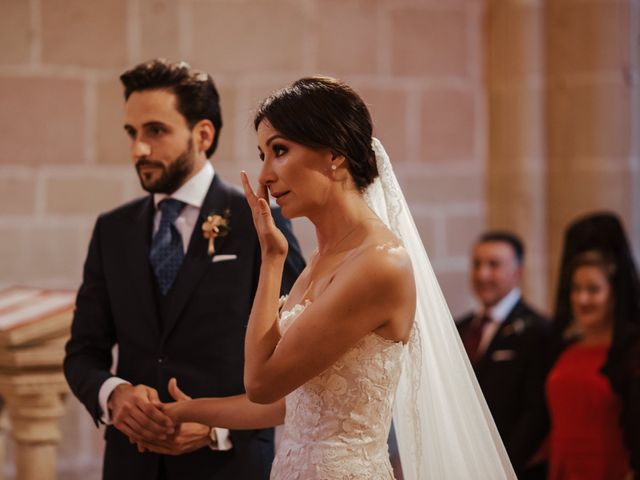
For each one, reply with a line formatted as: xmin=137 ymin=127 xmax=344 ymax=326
xmin=135 ymin=139 xmax=195 ymax=195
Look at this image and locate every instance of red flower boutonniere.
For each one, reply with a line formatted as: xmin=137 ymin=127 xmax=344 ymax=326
xmin=201 ymin=210 xmax=230 ymax=256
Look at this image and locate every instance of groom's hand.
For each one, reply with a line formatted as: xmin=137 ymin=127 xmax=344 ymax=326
xmin=135 ymin=422 xmax=211 ymax=455
xmin=108 ymin=384 xmax=174 ymax=442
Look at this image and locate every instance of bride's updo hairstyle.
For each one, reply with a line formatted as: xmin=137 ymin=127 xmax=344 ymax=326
xmin=254 ymin=76 xmax=378 ymax=191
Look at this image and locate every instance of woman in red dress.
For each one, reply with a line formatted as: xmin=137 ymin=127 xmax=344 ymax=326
xmin=546 ymin=213 xmax=640 ymax=480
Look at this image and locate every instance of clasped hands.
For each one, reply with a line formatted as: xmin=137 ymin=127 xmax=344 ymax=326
xmin=108 ymin=378 xmax=207 ymax=455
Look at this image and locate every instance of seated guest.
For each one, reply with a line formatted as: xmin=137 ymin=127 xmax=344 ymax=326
xmin=547 ymin=213 xmax=640 ymax=480
xmin=457 ymin=231 xmax=549 ymax=479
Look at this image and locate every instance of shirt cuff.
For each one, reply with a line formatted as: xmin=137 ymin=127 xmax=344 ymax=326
xmin=208 ymin=427 xmax=233 ymax=451
xmin=98 ymin=377 xmax=131 ymax=425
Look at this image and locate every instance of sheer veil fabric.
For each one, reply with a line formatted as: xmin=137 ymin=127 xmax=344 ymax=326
xmin=364 ymin=139 xmax=516 ymax=479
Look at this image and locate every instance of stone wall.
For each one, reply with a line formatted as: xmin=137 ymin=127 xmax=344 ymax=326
xmin=0 ymin=0 xmax=637 ymax=478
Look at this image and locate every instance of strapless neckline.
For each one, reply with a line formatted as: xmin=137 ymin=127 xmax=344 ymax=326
xmin=278 ymin=297 xmax=405 ymax=348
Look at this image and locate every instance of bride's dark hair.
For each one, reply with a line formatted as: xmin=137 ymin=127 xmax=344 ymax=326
xmin=254 ymin=76 xmax=378 ymax=191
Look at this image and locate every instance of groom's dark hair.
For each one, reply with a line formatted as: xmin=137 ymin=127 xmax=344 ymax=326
xmin=254 ymin=76 xmax=378 ymax=191
xmin=120 ymin=58 xmax=222 ymax=158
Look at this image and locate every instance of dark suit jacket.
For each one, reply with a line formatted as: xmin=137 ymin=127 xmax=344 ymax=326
xmin=64 ymin=174 xmax=305 ymax=480
xmin=456 ymin=299 xmax=549 ymax=478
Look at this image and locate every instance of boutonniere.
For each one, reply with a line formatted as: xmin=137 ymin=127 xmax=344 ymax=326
xmin=201 ymin=209 xmax=230 ymax=256
xmin=502 ymin=318 xmax=526 ymax=337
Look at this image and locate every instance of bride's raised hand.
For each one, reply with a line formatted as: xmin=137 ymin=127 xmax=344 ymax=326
xmin=241 ymin=171 xmax=288 ymax=259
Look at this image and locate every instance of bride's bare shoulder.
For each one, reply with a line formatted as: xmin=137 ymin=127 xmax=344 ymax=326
xmin=349 ymin=235 xmax=413 ymax=286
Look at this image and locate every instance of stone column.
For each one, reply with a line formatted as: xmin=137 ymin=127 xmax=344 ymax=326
xmin=0 ymin=373 xmax=68 ymax=480
xmin=545 ymin=0 xmax=639 ymax=299
xmin=486 ymin=0 xmax=548 ymax=308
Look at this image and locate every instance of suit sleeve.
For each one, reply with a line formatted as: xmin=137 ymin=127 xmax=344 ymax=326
xmin=64 ymin=215 xmax=117 ymax=426
xmin=271 ymin=207 xmax=306 ymax=294
xmin=507 ymin=317 xmax=551 ymax=472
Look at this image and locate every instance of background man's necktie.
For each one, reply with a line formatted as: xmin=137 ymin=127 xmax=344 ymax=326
xmin=150 ymin=199 xmax=185 ymax=295
xmin=463 ymin=313 xmax=491 ymax=365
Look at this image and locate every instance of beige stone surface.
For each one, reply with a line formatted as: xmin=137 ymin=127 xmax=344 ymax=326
xmin=190 ymin=1 xmax=308 ymax=75
xmin=444 ymin=212 xmax=484 ymax=259
xmin=489 ymin=171 xmax=547 ymax=233
xmin=548 ymin=169 xmax=633 ymax=226
xmin=390 ymin=6 xmax=470 ymax=76
xmin=0 ymin=77 xmax=85 ymax=165
xmin=358 ymin=87 xmax=408 ymax=162
xmin=212 ymin=84 xmax=239 ymax=166
xmin=0 ymin=174 xmax=36 ymax=215
xmin=547 ymin=81 xmax=631 ymax=162
xmin=547 ymin=1 xmax=630 ymax=75
xmin=41 ymin=0 xmax=128 ymax=68
xmin=44 ymin=175 xmax=126 ymax=215
xmin=139 ymin=0 xmax=180 ymax=63
xmin=420 ymin=88 xmax=476 ymax=162
xmin=0 ymin=225 xmax=84 ymax=286
xmin=400 ymin=171 xmax=483 ymax=206
xmin=317 ymin=0 xmax=380 ymax=75
xmin=411 ymin=212 xmax=439 ymax=259
xmin=434 ymin=269 xmax=474 ymax=319
xmin=96 ymin=79 xmax=130 ymax=165
xmin=486 ymin=0 xmax=547 ymax=308
xmin=489 ymin=89 xmax=545 ymax=165
xmin=0 ymin=0 xmax=31 ymax=65
xmin=0 ymin=372 xmax=68 ymax=480
xmin=487 ymin=0 xmax=544 ymax=83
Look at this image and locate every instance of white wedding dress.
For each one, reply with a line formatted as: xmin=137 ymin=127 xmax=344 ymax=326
xmin=270 ymin=300 xmax=404 ymax=480
xmin=269 ymin=139 xmax=515 ymax=480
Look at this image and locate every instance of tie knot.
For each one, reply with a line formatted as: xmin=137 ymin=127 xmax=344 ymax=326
xmin=159 ymin=198 xmax=185 ymax=222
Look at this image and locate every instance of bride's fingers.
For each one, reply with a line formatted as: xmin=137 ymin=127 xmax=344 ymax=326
xmin=259 ymin=183 xmax=269 ymax=203
xmin=168 ymin=377 xmax=191 ymax=401
xmin=257 ymin=197 xmax=271 ymax=217
xmin=241 ymin=171 xmax=270 ymax=207
xmin=240 ymin=171 xmax=257 ymax=204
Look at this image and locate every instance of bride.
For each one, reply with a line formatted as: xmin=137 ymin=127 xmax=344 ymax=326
xmin=158 ymin=77 xmax=516 ymax=479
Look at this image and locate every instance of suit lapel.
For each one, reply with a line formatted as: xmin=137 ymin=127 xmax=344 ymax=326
xmin=124 ymin=196 xmax=161 ymax=339
xmin=161 ymin=175 xmax=232 ymax=342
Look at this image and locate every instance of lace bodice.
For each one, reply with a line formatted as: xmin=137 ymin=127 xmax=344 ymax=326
xmin=270 ymin=300 xmax=404 ymax=480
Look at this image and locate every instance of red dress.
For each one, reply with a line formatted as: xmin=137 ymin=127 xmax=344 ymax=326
xmin=546 ymin=343 xmax=631 ymax=480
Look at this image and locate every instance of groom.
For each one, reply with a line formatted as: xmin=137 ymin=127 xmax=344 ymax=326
xmin=64 ymin=59 xmax=305 ymax=480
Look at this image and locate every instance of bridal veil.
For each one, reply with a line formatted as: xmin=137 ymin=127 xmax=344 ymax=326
xmin=364 ymin=138 xmax=516 ymax=479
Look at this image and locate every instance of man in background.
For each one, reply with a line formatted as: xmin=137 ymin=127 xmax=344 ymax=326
xmin=457 ymin=231 xmax=549 ymax=479
xmin=64 ymin=59 xmax=305 ymax=480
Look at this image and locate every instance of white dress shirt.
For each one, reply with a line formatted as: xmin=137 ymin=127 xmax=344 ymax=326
xmin=475 ymin=287 xmax=521 ymax=356
xmin=98 ymin=161 xmax=232 ymax=449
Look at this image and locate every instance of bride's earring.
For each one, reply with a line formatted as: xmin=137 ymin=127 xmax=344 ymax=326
xmin=331 ymin=164 xmax=337 ymax=171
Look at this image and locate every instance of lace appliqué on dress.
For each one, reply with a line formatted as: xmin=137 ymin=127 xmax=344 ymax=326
xmin=271 ymin=300 xmax=404 ymax=480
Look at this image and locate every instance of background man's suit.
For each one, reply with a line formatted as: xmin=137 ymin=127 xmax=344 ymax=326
xmin=64 ymin=174 xmax=305 ymax=480
xmin=457 ymin=299 xmax=548 ymax=479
